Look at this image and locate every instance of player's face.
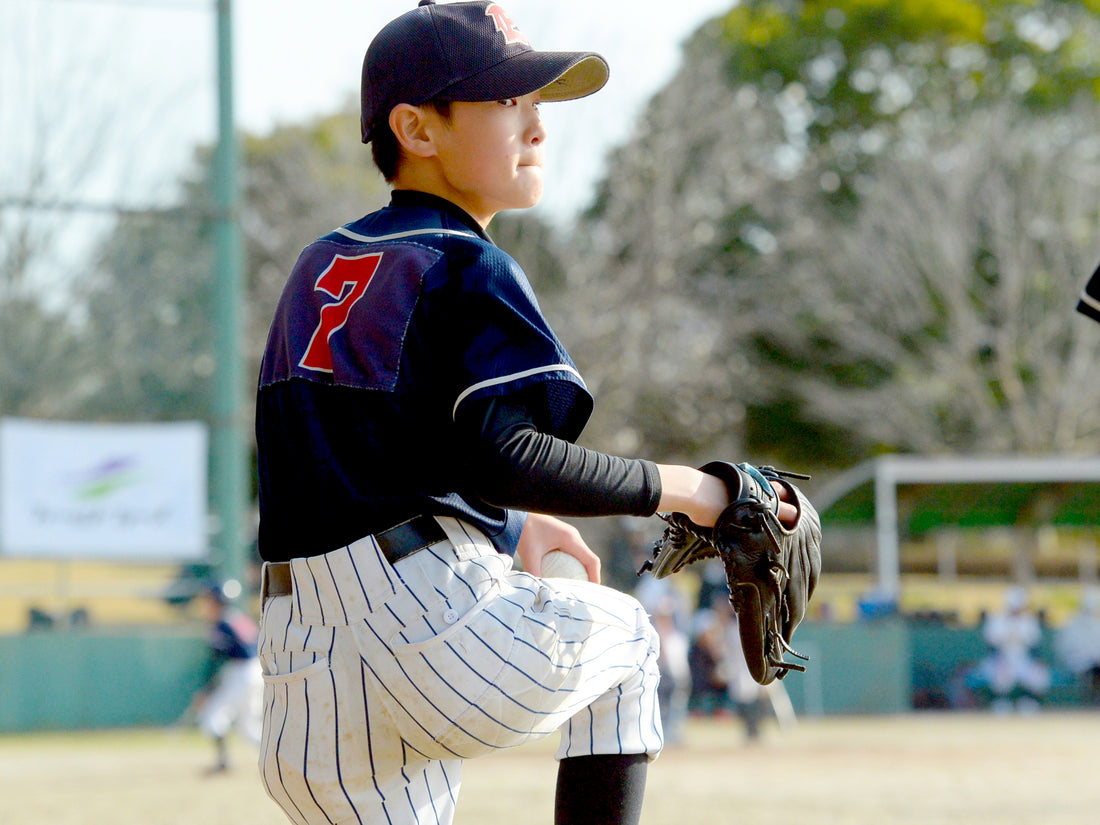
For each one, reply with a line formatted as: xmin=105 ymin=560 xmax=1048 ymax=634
xmin=428 ymin=93 xmax=546 ymax=226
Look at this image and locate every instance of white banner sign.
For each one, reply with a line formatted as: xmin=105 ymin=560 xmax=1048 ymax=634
xmin=0 ymin=418 xmax=208 ymax=560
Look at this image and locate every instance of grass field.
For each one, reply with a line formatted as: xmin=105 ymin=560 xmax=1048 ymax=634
xmin=3 ymin=711 xmax=1099 ymax=825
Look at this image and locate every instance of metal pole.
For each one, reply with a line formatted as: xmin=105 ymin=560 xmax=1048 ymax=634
xmin=874 ymin=456 xmax=900 ymax=599
xmin=210 ymin=0 xmax=248 ymax=593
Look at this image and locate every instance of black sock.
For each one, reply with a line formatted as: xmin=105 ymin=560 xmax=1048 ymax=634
xmin=554 ymin=753 xmax=648 ymax=825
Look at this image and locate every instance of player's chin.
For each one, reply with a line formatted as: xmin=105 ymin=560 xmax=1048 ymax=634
xmin=515 ymin=167 xmax=543 ymax=205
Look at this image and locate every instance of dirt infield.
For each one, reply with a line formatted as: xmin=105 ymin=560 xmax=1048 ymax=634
xmin=3 ymin=712 xmax=1099 ymax=824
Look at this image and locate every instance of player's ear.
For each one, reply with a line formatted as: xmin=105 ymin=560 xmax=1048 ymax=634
xmin=389 ymin=104 xmax=438 ymax=159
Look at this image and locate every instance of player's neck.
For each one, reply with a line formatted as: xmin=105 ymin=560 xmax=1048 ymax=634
xmin=391 ymin=164 xmax=497 ymax=230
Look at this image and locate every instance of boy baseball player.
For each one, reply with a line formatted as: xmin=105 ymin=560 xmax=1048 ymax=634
xmin=192 ymin=580 xmax=263 ymax=774
xmin=254 ymin=3 xmax=797 ymax=823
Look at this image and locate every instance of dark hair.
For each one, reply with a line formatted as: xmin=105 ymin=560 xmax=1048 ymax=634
xmin=370 ymin=99 xmax=452 ymax=182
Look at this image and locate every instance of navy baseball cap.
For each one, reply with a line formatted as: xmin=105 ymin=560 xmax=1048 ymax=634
xmin=361 ymin=0 xmax=609 ymax=143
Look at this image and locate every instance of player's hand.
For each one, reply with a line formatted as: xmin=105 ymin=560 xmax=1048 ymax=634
xmin=657 ymin=464 xmax=799 ymax=528
xmin=516 ymin=513 xmax=601 ymax=584
xmin=772 ymin=481 xmax=800 ymax=528
xmin=655 ymin=465 xmax=729 ymax=527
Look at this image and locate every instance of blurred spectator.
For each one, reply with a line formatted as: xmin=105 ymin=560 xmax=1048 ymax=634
xmin=975 ymin=586 xmax=1050 ymax=714
xmin=856 ymin=586 xmax=898 ymax=621
xmin=26 ymin=607 xmax=56 ymax=631
xmin=723 ymin=609 xmax=770 ymax=741
xmin=688 ymin=604 xmax=777 ymax=741
xmin=1055 ymin=587 xmax=1100 ymax=705
xmin=609 ymin=515 xmax=654 ymax=593
xmin=636 ymin=576 xmax=692 ymax=745
xmin=694 ymin=559 xmax=729 ymax=612
xmin=688 ymin=607 xmax=730 ymax=717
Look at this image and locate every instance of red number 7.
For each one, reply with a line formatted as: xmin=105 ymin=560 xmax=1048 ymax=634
xmin=299 ymin=252 xmax=383 ymax=373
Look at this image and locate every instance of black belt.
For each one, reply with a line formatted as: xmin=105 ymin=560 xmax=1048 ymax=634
xmin=262 ymin=515 xmax=446 ymax=601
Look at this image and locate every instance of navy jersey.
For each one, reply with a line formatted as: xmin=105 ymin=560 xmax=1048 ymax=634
xmin=210 ymin=608 xmax=258 ymax=661
xmin=256 ymin=192 xmax=594 ymax=561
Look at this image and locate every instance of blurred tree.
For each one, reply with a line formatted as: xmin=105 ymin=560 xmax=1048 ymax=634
xmin=239 ymin=105 xmax=391 ymax=369
xmin=765 ymin=105 xmax=1100 ymax=455
xmin=10 ymin=96 xmax=565 ymax=425
xmin=0 ymin=297 xmax=86 ymax=418
xmin=0 ymin=0 xmax=191 ymax=419
xmin=78 ymin=208 xmax=216 ymax=421
xmin=556 ymin=0 xmax=1100 ymax=468
xmin=13 ymin=0 xmax=1100 ymax=474
xmin=555 ymin=29 xmax=830 ymax=464
xmin=718 ymin=0 xmax=1100 ymax=196
xmin=74 ymin=104 xmax=390 ymax=421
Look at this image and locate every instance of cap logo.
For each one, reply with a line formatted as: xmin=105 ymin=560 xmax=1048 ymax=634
xmin=485 ymin=4 xmax=529 ymax=47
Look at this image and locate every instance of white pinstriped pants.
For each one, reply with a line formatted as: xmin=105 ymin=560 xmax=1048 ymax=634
xmin=257 ymin=516 xmax=663 ymax=825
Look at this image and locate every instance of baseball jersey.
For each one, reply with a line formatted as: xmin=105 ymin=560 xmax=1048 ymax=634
xmin=256 ymin=191 xmax=657 ymax=562
xmin=210 ymin=608 xmax=259 ymax=662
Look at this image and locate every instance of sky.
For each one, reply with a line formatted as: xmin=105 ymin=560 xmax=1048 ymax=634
xmin=233 ymin=0 xmax=736 ymax=220
xmin=3 ymin=0 xmax=734 ymax=237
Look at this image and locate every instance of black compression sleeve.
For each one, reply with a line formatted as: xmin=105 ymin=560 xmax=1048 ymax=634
xmin=455 ymin=395 xmax=661 ymax=517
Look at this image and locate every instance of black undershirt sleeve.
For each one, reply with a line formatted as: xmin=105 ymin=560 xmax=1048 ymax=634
xmin=454 ymin=395 xmax=662 ymax=518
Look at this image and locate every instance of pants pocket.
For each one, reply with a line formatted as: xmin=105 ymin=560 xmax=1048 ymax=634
xmin=373 ymin=593 xmax=520 ymax=759
xmin=260 ymin=656 xmax=365 ymax=825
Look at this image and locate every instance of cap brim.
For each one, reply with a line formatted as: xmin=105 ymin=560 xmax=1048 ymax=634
xmin=538 ymin=54 xmax=609 ymax=102
xmin=437 ymin=51 xmax=608 ymax=103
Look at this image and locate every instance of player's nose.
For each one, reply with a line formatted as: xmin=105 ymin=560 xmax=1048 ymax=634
xmin=527 ymin=105 xmax=546 ymax=145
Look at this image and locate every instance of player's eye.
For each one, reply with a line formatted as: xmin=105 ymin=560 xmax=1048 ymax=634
xmin=498 ymin=98 xmax=519 ymax=107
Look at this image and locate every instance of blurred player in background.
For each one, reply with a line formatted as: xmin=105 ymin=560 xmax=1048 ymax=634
xmin=1055 ymin=587 xmax=1100 ymax=704
xmin=192 ymin=580 xmax=263 ymax=774
xmin=976 ymin=586 xmax=1050 ymax=714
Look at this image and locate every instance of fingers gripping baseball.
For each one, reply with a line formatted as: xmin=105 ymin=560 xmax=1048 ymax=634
xmin=517 ymin=513 xmax=601 ymax=583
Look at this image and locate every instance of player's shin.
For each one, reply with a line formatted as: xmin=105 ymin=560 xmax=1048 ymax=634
xmin=554 ymin=753 xmax=648 ymax=825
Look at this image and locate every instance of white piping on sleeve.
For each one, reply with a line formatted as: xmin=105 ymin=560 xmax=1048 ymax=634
xmin=332 ymin=226 xmax=478 ymax=243
xmin=452 ymin=364 xmax=586 ymax=420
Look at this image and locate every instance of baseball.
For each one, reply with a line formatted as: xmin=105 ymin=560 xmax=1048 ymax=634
xmin=541 ymin=550 xmax=589 ymax=581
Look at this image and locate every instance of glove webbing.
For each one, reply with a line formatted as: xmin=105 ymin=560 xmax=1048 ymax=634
xmin=666 ymin=502 xmax=811 ymax=675
xmin=729 ymin=506 xmax=810 ymax=675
